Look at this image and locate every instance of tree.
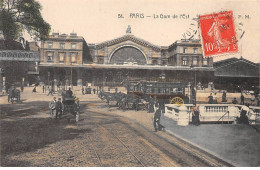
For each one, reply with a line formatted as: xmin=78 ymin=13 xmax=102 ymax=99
xmin=0 ymin=0 xmax=51 ymax=41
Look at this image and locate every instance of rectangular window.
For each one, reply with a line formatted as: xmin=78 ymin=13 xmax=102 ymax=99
xmin=71 ymin=43 xmax=76 ymax=49
xmin=193 ymin=57 xmax=198 ymax=65
xmin=203 ymin=58 xmax=208 ymax=66
xmin=193 ymin=48 xmax=198 ymax=54
xmin=47 ymin=52 xmax=53 ymax=62
xmin=59 ymin=53 xmax=65 ymax=63
xmin=60 ymin=43 xmax=65 ymax=49
xmin=183 ymin=47 xmax=188 ymax=53
xmin=182 ymin=56 xmax=188 ymax=66
xmin=71 ymin=53 xmax=77 ymax=63
xmin=47 ymin=42 xmax=53 ymax=49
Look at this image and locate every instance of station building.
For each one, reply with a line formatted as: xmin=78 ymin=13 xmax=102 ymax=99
xmin=39 ymin=28 xmax=214 ymax=88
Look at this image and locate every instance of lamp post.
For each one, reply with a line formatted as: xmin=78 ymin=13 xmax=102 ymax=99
xmin=70 ymin=62 xmax=73 ymax=90
xmin=48 ymin=72 xmax=50 ymax=87
xmin=3 ymin=77 xmax=6 ymax=94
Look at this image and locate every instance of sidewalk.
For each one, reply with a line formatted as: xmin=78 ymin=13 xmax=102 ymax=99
xmin=89 ymin=96 xmax=260 ymax=167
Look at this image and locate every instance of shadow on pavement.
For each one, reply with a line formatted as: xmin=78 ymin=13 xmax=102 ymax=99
xmin=0 ymin=101 xmax=90 ymax=167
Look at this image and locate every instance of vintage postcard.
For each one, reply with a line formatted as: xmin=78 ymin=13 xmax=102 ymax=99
xmin=0 ymin=0 xmax=259 ymax=167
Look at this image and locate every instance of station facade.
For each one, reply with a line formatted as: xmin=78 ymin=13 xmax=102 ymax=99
xmin=39 ymin=29 xmax=214 ymax=88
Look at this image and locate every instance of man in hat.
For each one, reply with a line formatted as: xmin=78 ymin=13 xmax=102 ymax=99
xmin=49 ymin=97 xmax=56 ymax=116
xmin=55 ymin=98 xmax=63 ymax=119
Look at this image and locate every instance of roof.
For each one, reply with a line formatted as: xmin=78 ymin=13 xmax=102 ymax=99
xmin=214 ymin=57 xmax=259 ymax=69
xmin=214 ymin=57 xmax=260 ymax=77
xmin=95 ymin=34 xmax=161 ymax=51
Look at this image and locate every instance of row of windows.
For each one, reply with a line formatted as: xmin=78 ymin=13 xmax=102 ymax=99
xmin=47 ymin=42 xmax=77 ymax=49
xmin=183 ymin=47 xmax=198 ymax=54
xmin=46 ymin=52 xmax=78 ymax=63
xmin=182 ymin=56 xmax=208 ymax=66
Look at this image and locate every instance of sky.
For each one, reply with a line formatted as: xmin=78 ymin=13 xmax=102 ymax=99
xmin=37 ymin=0 xmax=260 ymax=63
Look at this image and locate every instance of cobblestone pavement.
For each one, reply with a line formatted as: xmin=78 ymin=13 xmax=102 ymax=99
xmin=0 ymin=87 xmax=232 ymax=167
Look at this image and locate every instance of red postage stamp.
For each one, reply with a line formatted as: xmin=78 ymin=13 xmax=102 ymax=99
xmin=199 ymin=11 xmax=238 ymax=57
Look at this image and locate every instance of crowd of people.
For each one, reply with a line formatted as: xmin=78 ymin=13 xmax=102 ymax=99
xmin=207 ymin=91 xmax=260 ymax=106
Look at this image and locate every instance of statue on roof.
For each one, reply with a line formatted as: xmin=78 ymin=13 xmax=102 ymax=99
xmin=126 ymin=25 xmax=131 ymax=34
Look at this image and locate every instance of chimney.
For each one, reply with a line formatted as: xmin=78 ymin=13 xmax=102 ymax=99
xmin=52 ymin=32 xmax=59 ymax=37
xmin=70 ymin=32 xmax=77 ymax=38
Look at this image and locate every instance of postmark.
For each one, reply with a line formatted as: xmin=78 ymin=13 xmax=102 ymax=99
xmin=199 ymin=11 xmax=238 ymax=57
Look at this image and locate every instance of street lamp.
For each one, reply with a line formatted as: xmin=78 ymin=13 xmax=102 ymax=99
xmin=3 ymin=77 xmax=6 ymax=94
xmin=48 ymin=71 xmax=50 ymax=87
xmin=22 ymin=77 xmax=25 ymax=87
xmin=70 ymin=62 xmax=73 ymax=90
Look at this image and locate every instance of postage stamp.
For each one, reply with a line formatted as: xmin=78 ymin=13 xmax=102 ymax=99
xmin=199 ymin=11 xmax=238 ymax=57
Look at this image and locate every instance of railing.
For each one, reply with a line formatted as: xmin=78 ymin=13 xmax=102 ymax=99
xmin=217 ymin=111 xmax=230 ymax=124
xmin=165 ymin=104 xmax=240 ymax=124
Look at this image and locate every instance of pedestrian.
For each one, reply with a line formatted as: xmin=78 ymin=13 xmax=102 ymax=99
xmin=55 ymin=98 xmax=63 ymax=119
xmin=238 ymin=104 xmax=249 ymax=124
xmin=66 ymin=87 xmax=73 ymax=97
xmin=42 ymin=85 xmax=45 ymax=93
xmin=7 ymin=88 xmax=11 ymax=102
xmin=74 ymin=98 xmax=80 ymax=122
xmin=222 ymin=91 xmax=227 ymax=102
xmin=93 ymin=88 xmax=96 ymax=94
xmin=147 ymin=96 xmax=155 ymax=113
xmin=213 ymin=93 xmax=217 ymax=104
xmin=232 ymin=98 xmax=238 ymax=104
xmin=153 ymin=103 xmax=165 ymax=132
xmin=241 ymin=93 xmax=245 ymax=105
xmin=82 ymin=86 xmax=85 ymax=95
xmin=47 ymin=88 xmax=54 ymax=96
xmin=208 ymin=93 xmax=213 ymax=104
xmin=32 ymin=86 xmax=37 ymax=93
xmin=192 ymin=105 xmax=200 ymax=126
xmin=49 ymin=97 xmax=56 ymax=117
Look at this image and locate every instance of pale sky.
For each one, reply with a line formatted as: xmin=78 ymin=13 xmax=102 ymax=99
xmin=38 ymin=0 xmax=260 ymax=63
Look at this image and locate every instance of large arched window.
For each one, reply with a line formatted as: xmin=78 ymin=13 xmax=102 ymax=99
xmin=109 ymin=46 xmax=147 ymax=65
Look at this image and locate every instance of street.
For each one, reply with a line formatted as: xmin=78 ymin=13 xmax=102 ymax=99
xmin=0 ymin=87 xmax=232 ymax=167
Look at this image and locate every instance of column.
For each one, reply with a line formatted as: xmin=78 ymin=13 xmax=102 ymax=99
xmin=158 ymin=51 xmax=162 ymax=65
xmin=94 ymin=48 xmax=98 ymax=63
xmin=66 ymin=52 xmax=70 ymax=64
xmin=77 ymin=68 xmax=83 ymax=86
xmin=54 ymin=51 xmax=58 ymax=63
xmin=148 ymin=49 xmax=152 ymax=64
xmin=104 ymin=46 xmax=108 ymax=64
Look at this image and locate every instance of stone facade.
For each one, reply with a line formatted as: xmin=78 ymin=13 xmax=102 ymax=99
xmin=168 ymin=40 xmax=213 ymax=67
xmin=39 ymin=32 xmax=215 ymax=87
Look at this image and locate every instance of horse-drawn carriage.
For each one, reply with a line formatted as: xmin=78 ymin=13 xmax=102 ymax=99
xmin=8 ymin=88 xmax=21 ymax=103
xmin=61 ymin=91 xmax=80 ymax=122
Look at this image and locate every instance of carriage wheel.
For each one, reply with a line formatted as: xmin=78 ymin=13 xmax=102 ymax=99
xmin=170 ymin=97 xmax=184 ymax=106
